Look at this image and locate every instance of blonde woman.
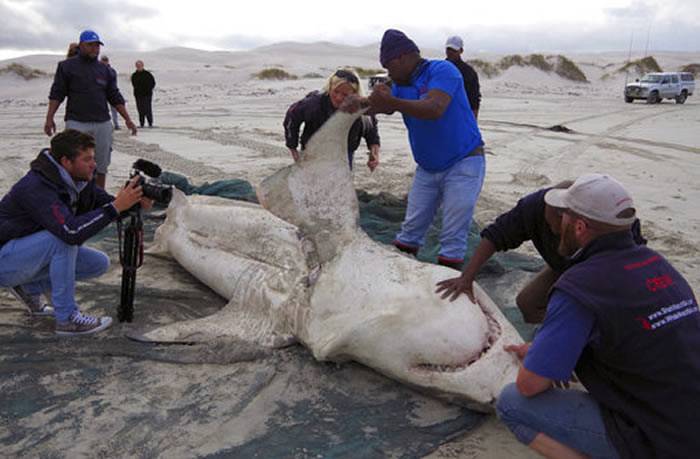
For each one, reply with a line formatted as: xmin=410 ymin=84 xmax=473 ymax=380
xmin=284 ymin=68 xmax=380 ymax=171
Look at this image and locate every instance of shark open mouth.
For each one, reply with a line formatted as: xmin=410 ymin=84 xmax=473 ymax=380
xmin=412 ymin=307 xmax=502 ymax=373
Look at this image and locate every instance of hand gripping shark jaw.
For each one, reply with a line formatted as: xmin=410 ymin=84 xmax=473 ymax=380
xmin=138 ymin=110 xmax=522 ymax=410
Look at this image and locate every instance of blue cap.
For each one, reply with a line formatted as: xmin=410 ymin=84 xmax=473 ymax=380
xmin=79 ymin=30 xmax=104 ymax=45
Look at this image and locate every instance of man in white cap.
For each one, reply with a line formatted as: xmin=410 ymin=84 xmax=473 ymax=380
xmin=445 ymin=35 xmax=481 ymax=120
xmin=496 ymin=173 xmax=700 ymax=457
xmin=45 ymin=30 xmax=138 ymax=189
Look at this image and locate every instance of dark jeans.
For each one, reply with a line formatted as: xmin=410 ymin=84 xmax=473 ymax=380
xmin=135 ymin=94 xmax=153 ymax=127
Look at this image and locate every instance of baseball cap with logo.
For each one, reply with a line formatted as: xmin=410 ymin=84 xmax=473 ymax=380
xmin=445 ymin=36 xmax=464 ymax=51
xmin=544 ymin=173 xmax=636 ymax=226
xmin=79 ymin=30 xmax=104 ymax=45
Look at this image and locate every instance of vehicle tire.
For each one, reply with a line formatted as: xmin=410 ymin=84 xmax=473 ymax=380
xmin=675 ymin=91 xmax=687 ymax=104
xmin=625 ymin=96 xmax=633 ymax=103
xmin=647 ymin=91 xmax=660 ymax=104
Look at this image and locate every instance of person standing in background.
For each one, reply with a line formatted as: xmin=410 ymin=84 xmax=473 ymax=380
xmin=100 ymin=55 xmax=121 ymax=130
xmin=45 ymin=30 xmax=137 ymax=189
xmin=445 ymin=35 xmax=481 ymax=120
xmin=131 ymin=60 xmax=156 ymax=128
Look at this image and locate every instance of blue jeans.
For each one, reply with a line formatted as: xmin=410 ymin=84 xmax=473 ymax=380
xmin=0 ymin=231 xmax=110 ymax=322
xmin=497 ymin=383 xmax=619 ymax=458
xmin=396 ymin=154 xmax=485 ymax=260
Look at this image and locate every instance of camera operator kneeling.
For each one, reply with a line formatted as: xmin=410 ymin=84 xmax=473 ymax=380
xmin=0 ymin=129 xmax=152 ymax=336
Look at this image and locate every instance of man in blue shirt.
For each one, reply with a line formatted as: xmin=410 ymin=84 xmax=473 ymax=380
xmin=497 ymin=174 xmax=700 ymax=458
xmin=368 ymin=29 xmax=485 ymax=270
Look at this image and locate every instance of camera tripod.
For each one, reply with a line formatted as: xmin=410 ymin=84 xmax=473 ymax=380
xmin=117 ymin=205 xmax=144 ymax=322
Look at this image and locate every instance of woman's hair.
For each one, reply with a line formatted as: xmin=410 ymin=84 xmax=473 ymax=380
xmin=323 ymin=67 xmax=375 ymax=135
xmin=66 ymin=42 xmax=79 ymax=58
xmin=323 ymin=68 xmax=363 ymax=96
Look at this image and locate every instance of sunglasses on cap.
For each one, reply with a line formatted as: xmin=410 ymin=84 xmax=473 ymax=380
xmin=334 ymin=69 xmax=359 ymax=85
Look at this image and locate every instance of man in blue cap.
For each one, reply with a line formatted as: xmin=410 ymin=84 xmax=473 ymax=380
xmin=44 ymin=30 xmax=138 ymax=189
xmin=368 ymin=29 xmax=485 ymax=270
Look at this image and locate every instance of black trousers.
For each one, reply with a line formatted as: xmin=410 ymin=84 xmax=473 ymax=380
xmin=135 ymin=95 xmax=153 ymax=127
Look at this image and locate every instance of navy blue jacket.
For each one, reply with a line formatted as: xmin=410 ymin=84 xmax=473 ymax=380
xmin=0 ymin=150 xmax=119 ymax=248
xmin=49 ymin=53 xmax=126 ymax=122
xmin=284 ymin=91 xmax=380 ymax=153
xmin=481 ymin=188 xmax=646 ymax=273
xmin=555 ymin=232 xmax=700 ymax=458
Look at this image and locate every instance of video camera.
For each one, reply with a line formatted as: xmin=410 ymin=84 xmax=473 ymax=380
xmin=117 ymin=159 xmax=172 ymax=323
xmin=368 ymin=73 xmax=392 ymax=91
xmin=129 ymin=159 xmax=173 ymax=205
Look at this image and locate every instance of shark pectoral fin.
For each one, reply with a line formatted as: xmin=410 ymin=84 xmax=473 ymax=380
xmin=127 ymin=298 xmax=298 ymax=348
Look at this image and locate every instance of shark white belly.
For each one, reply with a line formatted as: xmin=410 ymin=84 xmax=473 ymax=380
xmin=137 ymin=110 xmax=522 ymax=410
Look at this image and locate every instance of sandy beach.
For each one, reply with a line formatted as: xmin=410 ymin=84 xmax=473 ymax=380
xmin=1 ymin=43 xmax=698 ymax=457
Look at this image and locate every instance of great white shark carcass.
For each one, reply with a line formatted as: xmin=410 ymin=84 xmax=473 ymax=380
xmin=138 ymin=110 xmax=522 ymax=410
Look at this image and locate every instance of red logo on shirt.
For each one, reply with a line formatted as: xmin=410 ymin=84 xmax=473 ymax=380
xmin=624 ymin=255 xmax=660 ymax=270
xmin=635 ymin=316 xmax=652 ymax=330
xmin=646 ymin=274 xmax=674 ymax=292
xmin=51 ymin=203 xmax=65 ymax=225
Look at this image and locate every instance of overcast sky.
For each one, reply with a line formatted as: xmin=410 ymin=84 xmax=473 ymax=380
xmin=1 ymin=0 xmax=698 ymax=60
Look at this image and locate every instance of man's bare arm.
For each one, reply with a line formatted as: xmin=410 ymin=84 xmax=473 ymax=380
xmin=44 ymin=99 xmax=61 ymax=136
xmin=114 ymin=104 xmax=138 ymax=135
xmin=367 ymin=84 xmax=451 ymax=120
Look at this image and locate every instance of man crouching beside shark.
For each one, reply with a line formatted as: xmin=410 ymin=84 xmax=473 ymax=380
xmin=136 ymin=99 xmax=523 ymax=411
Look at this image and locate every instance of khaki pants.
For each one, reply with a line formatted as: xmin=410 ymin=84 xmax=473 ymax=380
xmin=65 ymin=119 xmax=113 ymax=174
xmin=515 ymin=266 xmax=561 ymax=324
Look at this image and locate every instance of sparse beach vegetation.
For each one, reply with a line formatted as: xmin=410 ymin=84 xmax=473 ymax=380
xmin=618 ymin=56 xmax=662 ymax=75
xmin=466 ymin=59 xmax=500 ymax=78
xmin=253 ymin=68 xmax=298 ymax=80
xmin=680 ymin=63 xmax=700 ymax=76
xmin=0 ymin=63 xmax=48 ymax=80
xmin=467 ymin=54 xmax=587 ymax=82
xmin=527 ymin=54 xmax=554 ymax=72
xmin=554 ymin=55 xmax=588 ymax=82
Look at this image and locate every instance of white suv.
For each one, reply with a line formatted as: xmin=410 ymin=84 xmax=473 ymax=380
xmin=624 ymin=72 xmax=695 ymax=104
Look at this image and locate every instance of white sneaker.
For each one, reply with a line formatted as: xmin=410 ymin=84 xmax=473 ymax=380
xmin=8 ymin=286 xmax=54 ymax=316
xmin=55 ymin=311 xmax=112 ymax=336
